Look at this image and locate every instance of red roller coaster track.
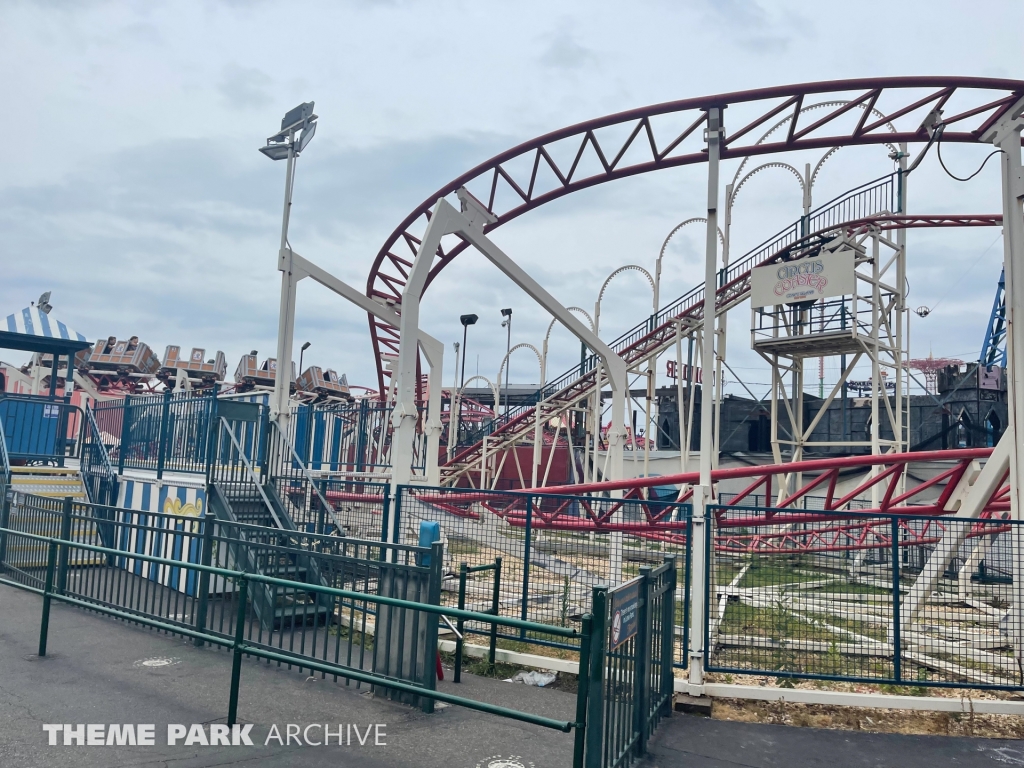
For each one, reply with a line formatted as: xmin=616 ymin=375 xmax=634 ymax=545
xmin=366 ymin=77 xmax=1024 ymax=395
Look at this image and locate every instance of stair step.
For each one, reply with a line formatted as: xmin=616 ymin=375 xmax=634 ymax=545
xmin=10 ymin=467 xmax=80 ymax=475
xmin=272 ymin=604 xmax=332 ymax=628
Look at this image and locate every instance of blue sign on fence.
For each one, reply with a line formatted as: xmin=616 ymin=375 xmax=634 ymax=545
xmin=609 ymin=577 xmax=641 ymax=649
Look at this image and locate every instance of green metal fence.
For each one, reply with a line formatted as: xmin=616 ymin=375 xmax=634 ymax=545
xmin=0 ymin=518 xmax=598 ymax=763
xmin=584 ymin=558 xmax=677 ymax=768
xmin=0 ymin=490 xmax=443 ymax=695
xmin=392 ymin=485 xmax=691 ymax=667
xmin=0 ymin=488 xmax=694 ymax=766
xmin=1 ymin=526 xmax=586 ymax=725
xmin=705 ymin=505 xmax=1024 ymax=692
xmin=91 ymin=390 xmax=222 ymax=477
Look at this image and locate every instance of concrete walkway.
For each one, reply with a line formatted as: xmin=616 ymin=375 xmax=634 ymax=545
xmin=2 ymin=583 xmax=1021 ymax=768
xmin=0 ymin=584 xmax=576 ymax=768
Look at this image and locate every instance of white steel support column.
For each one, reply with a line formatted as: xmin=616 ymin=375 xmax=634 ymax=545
xmin=870 ymin=233 xmax=882 ymax=507
xmin=690 ymin=106 xmax=722 ymax=686
xmin=454 ymin=191 xmax=628 ymax=582
xmin=272 ymin=139 xmax=299 ymax=430
xmin=985 ymin=101 xmax=1024 ymax=660
xmin=390 ymin=202 xmax=466 ymax=509
xmin=271 ymin=247 xmax=446 ymax=504
xmin=389 ymin=191 xmax=629 ymax=560
xmin=418 ymin=335 xmax=445 ymax=487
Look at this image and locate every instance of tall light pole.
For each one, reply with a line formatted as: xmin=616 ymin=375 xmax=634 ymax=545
xmin=456 ymin=314 xmax=478 ymax=456
xmin=299 ymin=341 xmax=311 ymax=375
xmin=264 ymin=101 xmax=318 ymax=431
xmin=459 ymin=314 xmax=478 ymax=390
xmin=500 ymin=308 xmax=512 ymax=417
xmin=446 ymin=341 xmax=461 ymax=462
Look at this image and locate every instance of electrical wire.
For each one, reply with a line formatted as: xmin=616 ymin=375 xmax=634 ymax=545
xmin=924 ymin=232 xmax=1003 ymax=314
xmin=936 ymin=131 xmax=1003 ymax=182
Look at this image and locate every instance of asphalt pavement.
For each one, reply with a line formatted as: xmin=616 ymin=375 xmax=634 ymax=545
xmin=1 ymin=583 xmax=1021 ymax=768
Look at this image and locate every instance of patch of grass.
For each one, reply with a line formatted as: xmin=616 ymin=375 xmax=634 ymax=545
xmin=804 ymin=581 xmax=893 ymax=596
xmin=738 ymin=557 xmax=828 ymax=589
xmin=449 ymin=539 xmax=480 ymax=556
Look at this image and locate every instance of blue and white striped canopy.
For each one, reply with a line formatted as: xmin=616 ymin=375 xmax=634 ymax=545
xmin=4 ymin=305 xmax=87 ymax=344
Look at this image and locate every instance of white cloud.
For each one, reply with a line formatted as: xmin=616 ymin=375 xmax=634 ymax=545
xmin=0 ymin=0 xmax=1020 ymax=395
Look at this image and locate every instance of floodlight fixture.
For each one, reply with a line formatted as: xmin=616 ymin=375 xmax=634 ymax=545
xmin=297 ymin=120 xmax=317 ymax=152
xmin=460 ymin=314 xmax=479 ymax=327
xmin=259 ymin=101 xmax=318 ymax=161
xmin=259 ymin=143 xmax=292 ymax=161
xmin=281 ymin=102 xmax=316 ymax=133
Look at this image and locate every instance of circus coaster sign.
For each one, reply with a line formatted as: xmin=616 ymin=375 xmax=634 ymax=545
xmin=750 ymin=249 xmax=856 ymax=308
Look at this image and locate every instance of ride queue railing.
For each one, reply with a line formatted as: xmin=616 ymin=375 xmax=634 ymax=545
xmin=92 ymin=390 xmax=218 ymax=477
xmin=587 ymin=557 xmax=677 ymax=768
xmin=0 ymin=521 xmax=596 ymax=764
xmin=81 ymin=404 xmax=119 ymax=506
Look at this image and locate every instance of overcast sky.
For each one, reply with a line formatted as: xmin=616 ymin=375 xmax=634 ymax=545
xmin=1 ymin=1 xmax=1021 ymax=401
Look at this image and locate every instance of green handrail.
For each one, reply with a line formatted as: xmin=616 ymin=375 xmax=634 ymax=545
xmin=0 ymin=525 xmax=588 ymax=739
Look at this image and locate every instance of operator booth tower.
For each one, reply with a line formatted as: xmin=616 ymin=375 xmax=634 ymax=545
xmin=750 ymin=230 xmax=909 ymax=496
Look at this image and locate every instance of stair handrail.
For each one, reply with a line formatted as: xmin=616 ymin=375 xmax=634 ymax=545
xmin=457 ymin=172 xmax=899 ymax=449
xmin=206 ymin=482 xmax=275 ymax=630
xmin=270 ymin=421 xmax=346 ymax=536
xmin=0 ymin=415 xmax=10 ymax=491
xmin=218 ymin=417 xmax=285 ymax=530
xmin=84 ymin=405 xmax=117 ymax=480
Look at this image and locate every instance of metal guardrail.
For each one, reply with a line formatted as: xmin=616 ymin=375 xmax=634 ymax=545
xmin=267 ymin=421 xmax=345 ymax=534
xmin=0 ymin=416 xmax=9 ymax=493
xmin=81 ymin=405 xmax=118 ymax=506
xmin=0 ymin=525 xmax=590 ymax=746
xmin=290 ymin=400 xmax=427 ymax=474
xmin=218 ymin=417 xmax=284 ymax=529
xmin=93 ymin=390 xmax=218 ymax=477
xmin=587 ymin=558 xmax=677 ymax=768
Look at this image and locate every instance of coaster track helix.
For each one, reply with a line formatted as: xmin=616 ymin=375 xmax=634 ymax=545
xmin=363 ymin=77 xmax=1023 ymax=486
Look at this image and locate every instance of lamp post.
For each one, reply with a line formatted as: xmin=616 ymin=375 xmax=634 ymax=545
xmin=500 ymin=308 xmax=512 ymax=417
xmin=299 ymin=341 xmax=311 ymax=375
xmin=263 ymin=101 xmax=318 ymax=431
xmin=446 ymin=341 xmax=460 ymax=461
xmin=459 ymin=314 xmax=478 ymax=390
xmin=454 ymin=314 xmax=478 ymax=460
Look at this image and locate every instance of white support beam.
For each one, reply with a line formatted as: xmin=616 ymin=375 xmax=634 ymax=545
xmin=690 ymin=106 xmax=722 ymax=687
xmin=388 ymin=192 xmax=630 ymax=573
xmin=271 ymin=249 xmax=445 ymax=490
xmin=982 ymin=97 xmax=1024 ymax=661
xmin=901 ymin=432 xmax=1010 ymax=631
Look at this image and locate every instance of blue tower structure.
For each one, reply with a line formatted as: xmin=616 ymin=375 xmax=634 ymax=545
xmin=980 ymin=268 xmax=1007 ymax=367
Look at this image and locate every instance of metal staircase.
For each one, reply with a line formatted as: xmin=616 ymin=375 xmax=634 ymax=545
xmin=207 ymin=417 xmax=333 ymax=630
xmin=442 ymin=172 xmax=900 ymax=485
xmin=8 ymin=467 xmax=87 ymax=500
